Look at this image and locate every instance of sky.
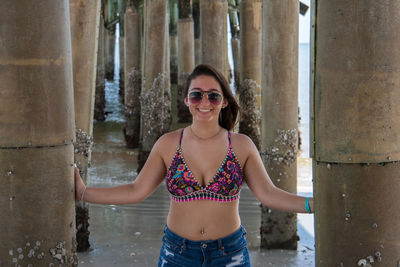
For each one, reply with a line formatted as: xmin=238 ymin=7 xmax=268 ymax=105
xmin=299 ymin=0 xmax=311 ymax=44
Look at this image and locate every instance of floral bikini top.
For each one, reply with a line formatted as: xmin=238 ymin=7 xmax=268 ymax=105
xmin=165 ymin=128 xmax=244 ymax=202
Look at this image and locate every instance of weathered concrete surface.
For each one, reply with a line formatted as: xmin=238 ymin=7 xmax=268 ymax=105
xmin=70 ymin=0 xmax=101 ymax=252
xmin=0 ymin=2 xmax=75 ymax=147
xmin=238 ymin=1 xmax=262 ymax=150
xmin=138 ymin=0 xmax=170 ymax=171
xmin=313 ymin=0 xmax=400 ymax=164
xmin=94 ymin=14 xmax=106 ymax=122
xmin=123 ymin=7 xmax=142 ymax=148
xmin=313 ymin=1 xmax=400 ymax=265
xmin=0 ymin=0 xmax=76 ymax=264
xmin=199 ymin=0 xmax=228 ymax=77
xmin=0 ymin=146 xmax=77 ymax=266
xmin=314 ymin=161 xmax=400 ymax=266
xmin=260 ymin=0 xmax=299 ymax=249
xmin=177 ymin=17 xmax=195 ymax=123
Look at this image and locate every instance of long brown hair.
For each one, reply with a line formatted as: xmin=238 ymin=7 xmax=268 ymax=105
xmin=185 ymin=64 xmax=239 ymax=131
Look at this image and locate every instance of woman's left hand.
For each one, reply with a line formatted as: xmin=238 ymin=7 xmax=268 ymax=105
xmin=74 ymin=167 xmax=86 ymax=201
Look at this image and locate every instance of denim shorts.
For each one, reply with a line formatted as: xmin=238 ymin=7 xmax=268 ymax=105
xmin=158 ymin=225 xmax=251 ymax=267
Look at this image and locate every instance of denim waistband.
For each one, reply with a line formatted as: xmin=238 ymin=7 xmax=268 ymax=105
xmin=163 ymin=225 xmax=247 ymax=250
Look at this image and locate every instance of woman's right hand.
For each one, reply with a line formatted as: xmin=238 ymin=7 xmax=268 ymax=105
xmin=69 ymin=132 xmax=170 ymax=205
xmin=74 ymin=167 xmax=86 ymax=201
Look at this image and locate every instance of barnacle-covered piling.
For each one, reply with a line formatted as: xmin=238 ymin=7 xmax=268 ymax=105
xmin=238 ymin=79 xmax=261 ymax=150
xmin=0 ymin=0 xmax=77 ymax=264
xmin=138 ymin=0 xmax=171 ymax=172
xmin=70 ymin=0 xmax=101 ymax=252
xmin=123 ymin=7 xmax=142 ymax=148
xmin=260 ymin=0 xmax=299 ymax=250
xmin=313 ymin=1 xmax=400 ymax=265
xmin=238 ymin=0 xmax=262 ymax=149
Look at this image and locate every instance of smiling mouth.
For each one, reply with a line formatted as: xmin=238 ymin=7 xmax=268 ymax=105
xmin=198 ymin=108 xmax=212 ymax=113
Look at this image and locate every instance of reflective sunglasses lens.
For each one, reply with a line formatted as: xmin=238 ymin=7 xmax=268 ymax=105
xmin=188 ymin=91 xmax=202 ymax=104
xmin=208 ymin=93 xmax=222 ymax=105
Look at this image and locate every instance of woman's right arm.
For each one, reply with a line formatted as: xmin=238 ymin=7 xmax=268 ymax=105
xmin=74 ymin=135 xmax=169 ymax=205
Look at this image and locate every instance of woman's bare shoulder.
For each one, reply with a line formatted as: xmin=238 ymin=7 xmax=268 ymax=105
xmin=155 ymin=128 xmax=183 ymax=150
xmin=230 ymin=132 xmax=256 ymax=148
xmin=229 ymin=132 xmax=258 ymax=163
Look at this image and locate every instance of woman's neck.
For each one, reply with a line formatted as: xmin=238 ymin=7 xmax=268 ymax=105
xmin=190 ymin=122 xmax=223 ymax=140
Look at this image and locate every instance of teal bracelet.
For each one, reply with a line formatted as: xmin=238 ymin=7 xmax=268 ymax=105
xmin=305 ymin=197 xmax=312 ymax=214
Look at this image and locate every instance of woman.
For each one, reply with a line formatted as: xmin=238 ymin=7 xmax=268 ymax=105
xmin=75 ymin=64 xmax=314 ymax=266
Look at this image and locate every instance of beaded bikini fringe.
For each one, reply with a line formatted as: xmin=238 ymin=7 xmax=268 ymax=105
xmin=171 ymin=191 xmax=240 ymax=202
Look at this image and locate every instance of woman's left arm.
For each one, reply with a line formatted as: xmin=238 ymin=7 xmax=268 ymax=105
xmin=239 ymin=136 xmax=313 ymax=213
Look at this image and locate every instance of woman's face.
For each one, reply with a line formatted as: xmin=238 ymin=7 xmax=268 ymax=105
xmin=184 ymin=75 xmax=228 ymax=124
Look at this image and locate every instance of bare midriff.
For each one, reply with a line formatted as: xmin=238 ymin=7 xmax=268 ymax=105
xmin=167 ymin=199 xmax=241 ymax=241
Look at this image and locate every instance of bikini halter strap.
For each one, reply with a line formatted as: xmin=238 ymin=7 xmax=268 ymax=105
xmin=179 ymin=128 xmax=185 ymax=147
xmin=228 ymin=131 xmax=232 ymax=149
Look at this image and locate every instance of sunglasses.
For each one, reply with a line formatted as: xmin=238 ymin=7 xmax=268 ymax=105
xmin=188 ymin=90 xmax=223 ymax=106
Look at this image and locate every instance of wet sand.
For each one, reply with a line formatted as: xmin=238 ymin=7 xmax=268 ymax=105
xmin=77 ymin=121 xmax=315 ymax=267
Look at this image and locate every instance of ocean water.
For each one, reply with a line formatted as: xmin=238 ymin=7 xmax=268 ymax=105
xmin=299 ymin=43 xmax=310 ymax=158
